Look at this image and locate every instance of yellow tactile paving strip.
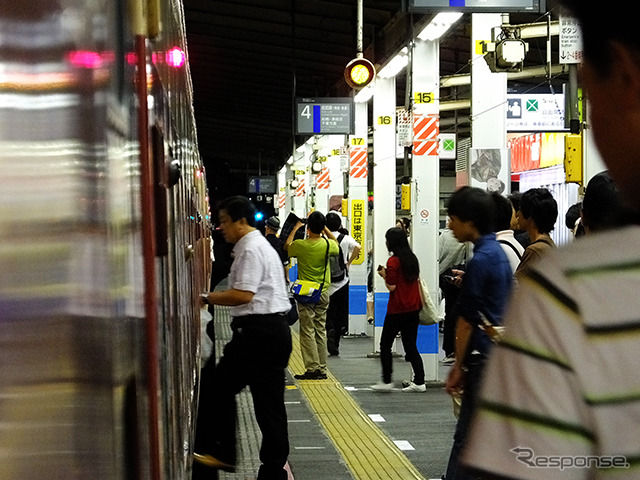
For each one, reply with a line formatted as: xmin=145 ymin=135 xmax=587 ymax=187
xmin=287 ymin=331 xmax=426 ymax=480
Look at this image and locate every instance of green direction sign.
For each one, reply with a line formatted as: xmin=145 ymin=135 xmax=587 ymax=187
xmin=526 ymin=99 xmax=539 ymax=112
xmin=443 ymin=139 xmax=455 ymax=151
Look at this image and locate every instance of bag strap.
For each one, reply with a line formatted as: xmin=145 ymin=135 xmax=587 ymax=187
xmin=319 ymin=237 xmax=330 ymax=290
xmin=498 ymin=239 xmax=523 ymax=260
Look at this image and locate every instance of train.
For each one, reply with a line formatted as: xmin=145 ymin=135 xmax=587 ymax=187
xmin=0 ymin=1 xmax=210 ymax=479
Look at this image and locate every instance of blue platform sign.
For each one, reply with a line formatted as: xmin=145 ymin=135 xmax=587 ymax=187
xmin=295 ymin=97 xmax=354 ymax=135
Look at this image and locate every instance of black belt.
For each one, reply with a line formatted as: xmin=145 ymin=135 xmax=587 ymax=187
xmin=231 ymin=312 xmax=287 ymax=331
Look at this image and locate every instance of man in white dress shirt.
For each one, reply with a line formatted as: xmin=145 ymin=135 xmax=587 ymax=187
xmin=194 ymin=196 xmax=292 ymax=480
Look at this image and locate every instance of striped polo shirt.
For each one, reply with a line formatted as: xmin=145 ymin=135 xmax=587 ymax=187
xmin=462 ymin=225 xmax=640 ymax=479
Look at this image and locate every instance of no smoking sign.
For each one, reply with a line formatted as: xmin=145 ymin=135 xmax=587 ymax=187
xmin=419 ymin=209 xmax=430 ymax=226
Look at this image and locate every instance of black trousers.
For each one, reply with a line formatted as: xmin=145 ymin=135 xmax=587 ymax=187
xmin=194 ymin=314 xmax=292 ymax=480
xmin=444 ymin=360 xmax=485 ymax=480
xmin=326 ymin=282 xmax=349 ymax=354
xmin=379 ymin=310 xmax=425 ymax=385
xmin=440 ymin=279 xmax=460 ymax=357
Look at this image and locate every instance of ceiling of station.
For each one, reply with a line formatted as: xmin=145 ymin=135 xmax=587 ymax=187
xmin=182 ymin=0 xmax=564 ymax=199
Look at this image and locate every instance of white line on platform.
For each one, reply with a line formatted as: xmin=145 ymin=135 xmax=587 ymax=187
xmin=288 ymin=419 xmax=311 ymax=423
xmin=293 ymin=446 xmax=326 ymax=450
xmin=368 ymin=414 xmax=386 ymax=422
xmin=393 ymin=440 xmax=415 ymax=451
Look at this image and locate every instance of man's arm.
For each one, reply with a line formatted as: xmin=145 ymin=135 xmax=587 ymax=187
xmin=322 ymin=227 xmax=337 ymax=241
xmin=201 ymin=289 xmax=254 ymax=307
xmin=347 ymin=244 xmax=362 ymax=268
xmin=445 ymin=316 xmax=473 ymax=395
xmin=284 ymin=221 xmax=303 ymax=251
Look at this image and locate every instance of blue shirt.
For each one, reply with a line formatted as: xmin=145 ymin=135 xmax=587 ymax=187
xmin=454 ymin=233 xmax=512 ymax=361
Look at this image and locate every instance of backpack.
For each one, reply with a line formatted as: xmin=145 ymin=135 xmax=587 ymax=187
xmin=329 ymin=233 xmax=347 ymax=283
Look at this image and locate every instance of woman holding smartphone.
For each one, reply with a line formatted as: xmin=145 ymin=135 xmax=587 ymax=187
xmin=371 ymin=227 xmax=425 ymax=392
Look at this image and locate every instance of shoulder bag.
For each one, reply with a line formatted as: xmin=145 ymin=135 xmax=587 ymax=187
xmin=418 ymin=277 xmax=440 ymax=326
xmin=290 ymin=238 xmax=330 ymax=304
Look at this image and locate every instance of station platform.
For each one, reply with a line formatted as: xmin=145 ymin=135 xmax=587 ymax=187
xmin=202 ymin=302 xmax=457 ymax=480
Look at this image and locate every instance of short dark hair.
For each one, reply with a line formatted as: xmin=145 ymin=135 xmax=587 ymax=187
xmin=307 ymin=211 xmax=326 ymax=234
xmin=491 ymin=192 xmax=514 ymax=232
xmin=582 ymin=171 xmax=637 ymax=232
xmin=520 ymin=188 xmax=558 ymax=234
xmin=507 ymin=191 xmax=522 ymax=212
xmin=565 ymin=202 xmax=582 ymax=230
xmin=218 ymin=196 xmax=256 ymax=227
xmin=326 ymin=211 xmax=342 ymax=231
xmin=447 ymin=186 xmax=495 ymax=235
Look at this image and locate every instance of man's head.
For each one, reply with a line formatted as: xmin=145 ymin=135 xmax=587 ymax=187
xmin=446 ymin=187 xmax=495 ymax=242
xmin=217 ymin=196 xmax=256 ymax=243
xmin=507 ymin=191 xmax=523 ymax=231
xmin=491 ymin=192 xmax=515 ymax=232
xmin=265 ymin=216 xmax=280 ymax=234
xmin=518 ymin=188 xmax=558 ymax=235
xmin=326 ymin=212 xmax=342 ymax=232
xmin=560 ymin=1 xmax=640 ymax=209
xmin=582 ymin=171 xmax=638 ymax=233
xmin=306 ymin=211 xmax=326 ymax=235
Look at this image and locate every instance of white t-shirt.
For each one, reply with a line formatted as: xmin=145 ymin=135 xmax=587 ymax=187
xmin=228 ymin=230 xmax=291 ymax=317
xmin=328 ymin=231 xmax=360 ymax=295
xmin=496 ymin=229 xmax=525 ymax=274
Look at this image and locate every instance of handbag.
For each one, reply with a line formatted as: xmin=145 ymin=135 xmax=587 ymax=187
xmin=417 ymin=277 xmax=440 ymax=326
xmin=290 ymin=238 xmax=330 ymax=304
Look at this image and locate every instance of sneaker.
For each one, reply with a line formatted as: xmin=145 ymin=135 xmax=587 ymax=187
xmin=442 ymin=354 xmax=455 ymax=365
xmin=402 ymin=381 xmax=426 ymax=392
xmin=370 ymin=381 xmax=393 ymax=392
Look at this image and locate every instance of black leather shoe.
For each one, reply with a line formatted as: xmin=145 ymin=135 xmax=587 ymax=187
xmin=294 ymin=370 xmax=327 ymax=380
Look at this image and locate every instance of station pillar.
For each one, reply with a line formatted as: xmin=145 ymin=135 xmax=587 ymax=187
xmin=348 ymin=101 xmax=369 ymax=335
xmin=411 ymin=39 xmax=440 ymax=381
xmin=469 ymin=14 xmax=509 ymax=191
xmin=372 ymin=76 xmax=397 ymax=351
xmin=277 ymin=166 xmax=291 ymax=220
xmin=292 ymin=143 xmax=311 ymax=217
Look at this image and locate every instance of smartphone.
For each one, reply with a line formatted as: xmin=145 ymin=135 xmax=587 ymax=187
xmin=377 ymin=265 xmax=384 ymax=271
xmin=444 ymin=274 xmax=456 ymax=282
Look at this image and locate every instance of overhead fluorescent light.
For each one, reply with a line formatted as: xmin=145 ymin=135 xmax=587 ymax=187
xmin=378 ymin=47 xmax=409 ymax=79
xmin=417 ymin=12 xmax=463 ymax=41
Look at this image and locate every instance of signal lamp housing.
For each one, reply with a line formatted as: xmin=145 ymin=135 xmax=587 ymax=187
xmin=344 ymin=57 xmax=376 ymax=89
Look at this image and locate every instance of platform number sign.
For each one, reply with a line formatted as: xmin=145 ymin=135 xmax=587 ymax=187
xmin=295 ymin=97 xmax=355 ymax=135
xmin=414 ymin=92 xmax=435 ymax=104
